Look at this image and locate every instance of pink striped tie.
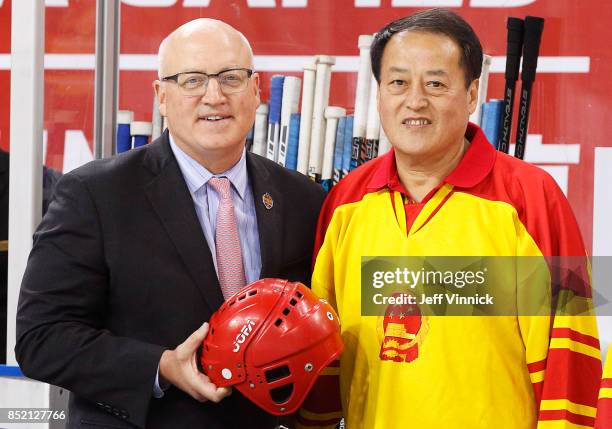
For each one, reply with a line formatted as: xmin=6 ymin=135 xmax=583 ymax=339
xmin=208 ymin=177 xmax=246 ymax=300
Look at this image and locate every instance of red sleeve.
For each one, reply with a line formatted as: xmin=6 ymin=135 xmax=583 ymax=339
xmin=595 ymin=348 xmax=612 ymax=428
xmin=516 ymin=170 xmax=602 ymax=428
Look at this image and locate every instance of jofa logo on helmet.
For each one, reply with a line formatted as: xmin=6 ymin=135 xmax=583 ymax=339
xmin=233 ymin=319 xmax=256 ymax=352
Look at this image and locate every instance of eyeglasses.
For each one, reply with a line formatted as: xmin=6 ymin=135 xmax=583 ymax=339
xmin=161 ymin=68 xmax=254 ymax=96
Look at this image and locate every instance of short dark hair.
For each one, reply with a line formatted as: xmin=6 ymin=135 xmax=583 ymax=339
xmin=371 ymin=8 xmax=483 ymax=88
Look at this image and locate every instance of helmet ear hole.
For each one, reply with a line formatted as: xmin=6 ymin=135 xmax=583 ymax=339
xmin=196 ymin=346 xmax=204 ymax=373
xmin=265 ymin=365 xmax=291 ymax=383
xmin=270 ymin=383 xmax=294 ymax=404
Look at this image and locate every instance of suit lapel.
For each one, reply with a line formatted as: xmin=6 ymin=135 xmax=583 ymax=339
xmin=247 ymin=152 xmax=284 ymax=279
xmin=142 ymin=132 xmax=225 ymax=312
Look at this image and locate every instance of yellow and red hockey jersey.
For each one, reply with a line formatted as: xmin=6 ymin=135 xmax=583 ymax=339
xmin=595 ymin=348 xmax=612 ymax=428
xmin=298 ymin=124 xmax=601 ymax=429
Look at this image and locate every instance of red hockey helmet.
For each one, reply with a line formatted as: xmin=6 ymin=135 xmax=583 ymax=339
xmin=201 ymin=278 xmax=343 ymax=415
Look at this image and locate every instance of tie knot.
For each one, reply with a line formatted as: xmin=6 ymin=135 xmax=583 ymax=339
xmin=208 ymin=177 xmax=232 ymax=200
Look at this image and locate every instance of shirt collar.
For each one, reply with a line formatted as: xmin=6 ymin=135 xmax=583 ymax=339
xmin=168 ymin=133 xmax=249 ymax=200
xmin=367 ymin=123 xmax=496 ymax=195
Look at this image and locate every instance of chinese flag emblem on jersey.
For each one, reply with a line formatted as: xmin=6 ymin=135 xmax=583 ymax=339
xmin=379 ymin=294 xmax=428 ymax=363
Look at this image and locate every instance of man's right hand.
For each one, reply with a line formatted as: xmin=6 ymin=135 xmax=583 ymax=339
xmin=159 ymin=322 xmax=232 ymax=403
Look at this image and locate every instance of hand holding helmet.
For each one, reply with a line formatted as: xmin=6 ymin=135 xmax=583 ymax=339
xmin=159 ymin=322 xmax=232 ymax=403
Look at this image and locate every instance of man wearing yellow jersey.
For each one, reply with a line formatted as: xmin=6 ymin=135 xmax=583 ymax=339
xmin=298 ymin=8 xmax=602 ymax=429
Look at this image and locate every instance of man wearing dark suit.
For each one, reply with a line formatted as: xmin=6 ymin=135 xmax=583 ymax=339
xmin=15 ymin=19 xmax=325 ymax=429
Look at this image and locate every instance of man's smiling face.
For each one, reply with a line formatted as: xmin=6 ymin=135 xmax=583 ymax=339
xmin=377 ymin=30 xmax=478 ymax=161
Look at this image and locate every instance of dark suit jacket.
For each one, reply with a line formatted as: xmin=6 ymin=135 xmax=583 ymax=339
xmin=15 ymin=131 xmax=325 ymax=429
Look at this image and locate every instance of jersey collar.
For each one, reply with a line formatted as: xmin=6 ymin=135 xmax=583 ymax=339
xmin=367 ymin=123 xmax=496 ymax=197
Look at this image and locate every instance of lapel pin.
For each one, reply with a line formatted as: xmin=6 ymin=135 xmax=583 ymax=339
xmin=262 ymin=193 xmax=274 ymax=210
